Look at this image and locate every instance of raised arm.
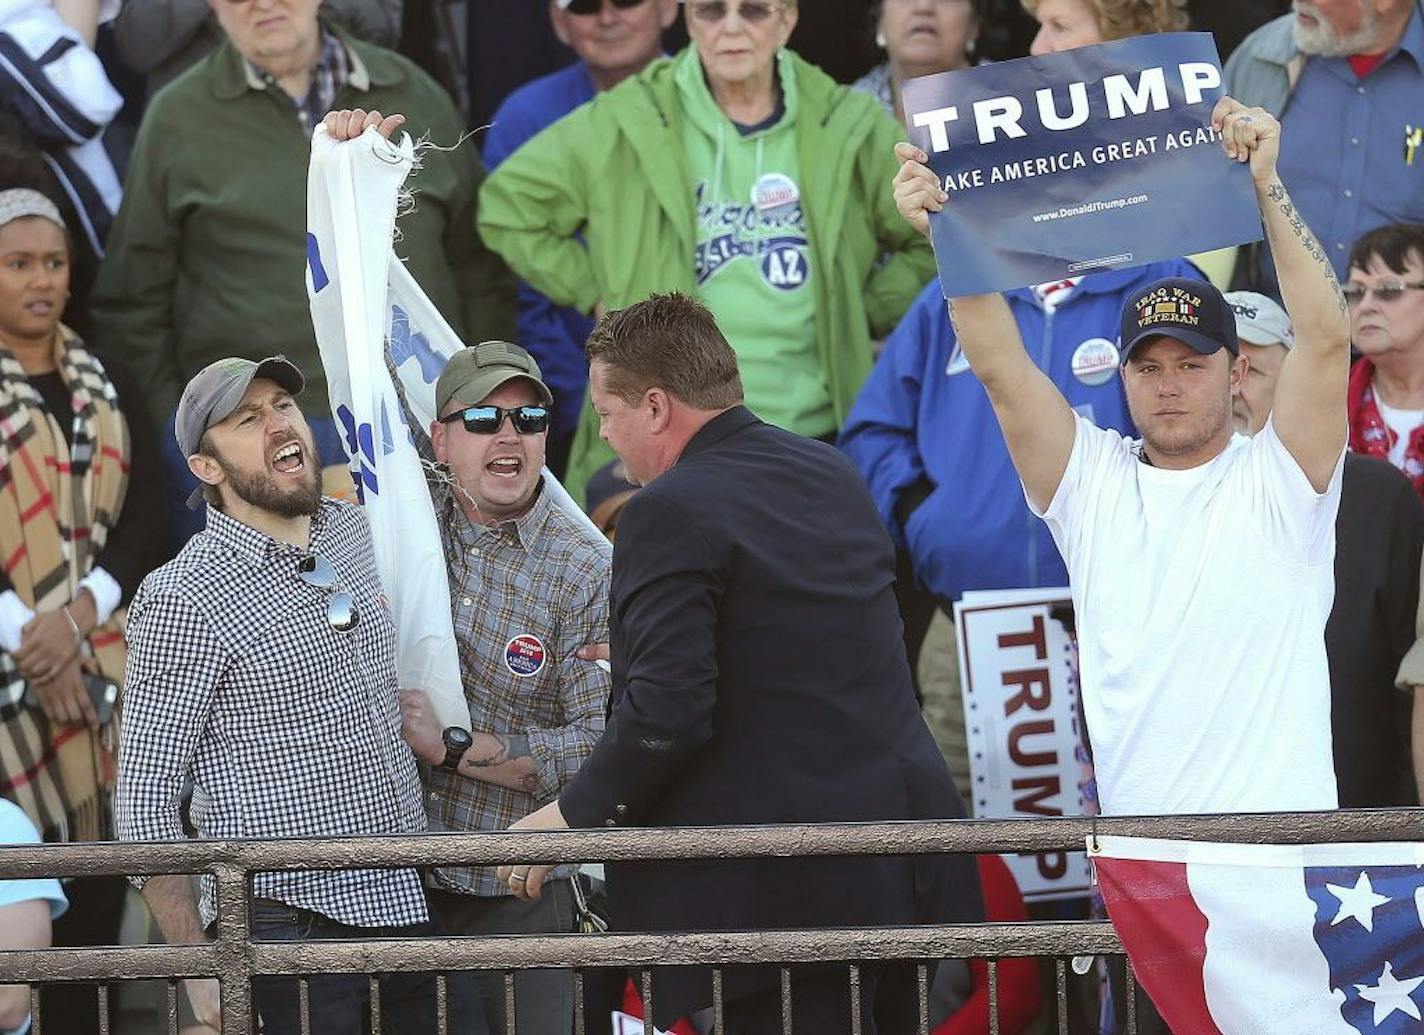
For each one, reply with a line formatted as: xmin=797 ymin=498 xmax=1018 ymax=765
xmin=892 ymin=144 xmax=1077 ymax=512
xmin=1213 ymin=98 xmax=1350 ymax=491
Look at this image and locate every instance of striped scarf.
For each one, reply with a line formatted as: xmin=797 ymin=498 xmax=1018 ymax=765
xmin=0 ymin=329 xmax=130 ymax=843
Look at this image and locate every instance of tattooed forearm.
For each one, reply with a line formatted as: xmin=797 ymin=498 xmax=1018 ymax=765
xmin=464 ymin=733 xmax=531 ymax=768
xmin=1264 ymin=179 xmax=1347 ymax=313
xmin=459 ymin=733 xmax=540 ymax=794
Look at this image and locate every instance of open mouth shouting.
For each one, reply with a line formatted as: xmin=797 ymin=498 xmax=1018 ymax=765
xmin=487 ymin=456 xmax=524 ymax=479
xmin=271 ymin=440 xmax=305 ymax=475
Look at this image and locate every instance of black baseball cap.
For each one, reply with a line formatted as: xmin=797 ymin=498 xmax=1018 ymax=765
xmin=1120 ymin=277 xmax=1239 ymax=362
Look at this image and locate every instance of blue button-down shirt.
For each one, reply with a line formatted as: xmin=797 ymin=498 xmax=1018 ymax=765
xmin=1277 ymin=5 xmax=1424 ymax=282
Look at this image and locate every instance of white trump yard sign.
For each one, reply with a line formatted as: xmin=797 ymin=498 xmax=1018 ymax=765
xmin=955 ymin=589 xmax=1092 ymax=902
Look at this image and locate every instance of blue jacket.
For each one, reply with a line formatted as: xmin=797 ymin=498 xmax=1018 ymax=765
xmin=483 ymin=61 xmax=598 ymax=437
xmin=839 ymin=259 xmax=1200 ymax=605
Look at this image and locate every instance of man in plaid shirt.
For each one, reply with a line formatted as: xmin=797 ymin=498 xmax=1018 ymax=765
xmin=115 ymin=356 xmax=485 ymax=1035
xmin=391 ymin=337 xmax=611 ymax=1035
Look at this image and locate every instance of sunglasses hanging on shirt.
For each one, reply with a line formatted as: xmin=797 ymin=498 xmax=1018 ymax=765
xmin=297 ymin=554 xmax=360 ymax=633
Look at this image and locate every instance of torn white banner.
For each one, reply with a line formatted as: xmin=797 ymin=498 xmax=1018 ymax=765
xmin=305 ymin=125 xmax=607 ymax=730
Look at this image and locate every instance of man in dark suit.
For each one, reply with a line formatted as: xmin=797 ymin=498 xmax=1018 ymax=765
xmin=499 ymin=293 xmax=982 ymax=1034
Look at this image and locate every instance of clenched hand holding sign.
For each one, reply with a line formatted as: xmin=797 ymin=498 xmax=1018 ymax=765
xmin=902 ymin=33 xmax=1263 ymax=297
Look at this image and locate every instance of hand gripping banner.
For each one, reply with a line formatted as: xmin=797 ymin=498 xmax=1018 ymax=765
xmin=306 ymin=126 xmax=609 ymax=730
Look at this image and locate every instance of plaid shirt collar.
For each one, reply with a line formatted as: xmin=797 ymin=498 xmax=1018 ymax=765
xmin=203 ymin=497 xmax=336 ymax=567
xmin=440 ymin=477 xmax=554 ymax=553
xmin=242 ymin=28 xmax=356 ymax=135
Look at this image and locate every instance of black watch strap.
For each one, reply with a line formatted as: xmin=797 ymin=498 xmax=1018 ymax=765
xmin=439 ymin=727 xmax=472 ymax=772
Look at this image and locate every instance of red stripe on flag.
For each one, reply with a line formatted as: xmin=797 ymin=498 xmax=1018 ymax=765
xmin=1095 ymin=855 xmax=1221 ymax=1035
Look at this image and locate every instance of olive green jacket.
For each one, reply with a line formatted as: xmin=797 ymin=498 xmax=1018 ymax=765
xmin=94 ymin=27 xmax=515 ymax=424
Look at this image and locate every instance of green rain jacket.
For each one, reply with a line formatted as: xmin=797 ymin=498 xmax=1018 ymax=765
xmin=477 ymin=47 xmax=936 ymax=501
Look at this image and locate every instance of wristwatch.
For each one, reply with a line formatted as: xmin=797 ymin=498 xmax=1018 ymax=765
xmin=439 ymin=726 xmax=473 ymax=772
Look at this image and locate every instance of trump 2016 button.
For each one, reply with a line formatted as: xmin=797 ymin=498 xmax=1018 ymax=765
xmin=505 ymin=634 xmax=547 ymax=678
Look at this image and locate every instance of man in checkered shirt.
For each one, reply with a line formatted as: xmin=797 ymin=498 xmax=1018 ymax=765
xmin=390 ymin=336 xmax=611 ymax=1035
xmin=115 ymin=356 xmax=484 ymax=1035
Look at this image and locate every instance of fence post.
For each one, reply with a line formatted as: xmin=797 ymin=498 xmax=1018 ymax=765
xmin=213 ymin=861 xmax=254 ymax=1035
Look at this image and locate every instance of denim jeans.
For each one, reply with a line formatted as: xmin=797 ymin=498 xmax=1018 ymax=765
xmin=429 ymin=882 xmax=577 ymax=1035
xmin=250 ymin=899 xmax=488 ymax=1035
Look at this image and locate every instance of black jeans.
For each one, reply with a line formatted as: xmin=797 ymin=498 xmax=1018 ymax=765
xmin=250 ymin=899 xmax=488 ymax=1035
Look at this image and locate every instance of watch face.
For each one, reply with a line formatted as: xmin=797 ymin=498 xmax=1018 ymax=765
xmin=445 ymin=727 xmax=473 ymax=752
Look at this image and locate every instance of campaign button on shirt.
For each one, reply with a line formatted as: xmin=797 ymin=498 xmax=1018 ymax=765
xmin=751 ymin=172 xmax=800 ymax=216
xmin=505 ymin=634 xmax=547 ymax=678
xmin=1071 ymin=338 xmax=1121 ymax=386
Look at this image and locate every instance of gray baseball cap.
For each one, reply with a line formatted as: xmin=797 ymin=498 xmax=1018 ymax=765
xmin=436 ymin=341 xmax=553 ymax=415
xmin=175 ymin=356 xmax=305 ymax=456
xmin=1223 ymin=291 xmax=1294 ymax=349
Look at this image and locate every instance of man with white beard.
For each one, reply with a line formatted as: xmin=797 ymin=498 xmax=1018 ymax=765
xmin=1224 ymin=0 xmax=1423 ymax=294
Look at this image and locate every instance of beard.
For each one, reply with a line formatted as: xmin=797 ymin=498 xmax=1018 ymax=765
xmin=215 ymin=439 xmax=322 ymax=519
xmin=1136 ymin=391 xmax=1236 ymax=461
xmin=1292 ymin=0 xmax=1380 ymax=56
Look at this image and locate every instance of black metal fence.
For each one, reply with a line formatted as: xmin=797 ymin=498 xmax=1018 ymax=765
xmin=0 ymin=809 xmax=1418 ymax=1034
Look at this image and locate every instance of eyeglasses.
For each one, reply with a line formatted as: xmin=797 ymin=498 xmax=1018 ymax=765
xmin=297 ymin=554 xmax=359 ymax=633
xmin=564 ymin=0 xmax=647 ymax=14
xmin=437 ymin=405 xmax=550 ymax=436
xmin=1342 ymin=281 xmax=1424 ymax=306
xmin=686 ymin=0 xmax=782 ymax=24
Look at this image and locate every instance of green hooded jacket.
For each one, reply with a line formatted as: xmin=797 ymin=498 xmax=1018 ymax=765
xmin=477 ymin=47 xmax=936 ymax=502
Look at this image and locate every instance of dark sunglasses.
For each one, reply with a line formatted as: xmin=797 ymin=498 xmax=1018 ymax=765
xmin=297 ymin=554 xmax=360 ymax=633
xmin=1341 ymin=281 xmax=1424 ymax=306
xmin=687 ymin=0 xmax=782 ymax=22
xmin=564 ymin=0 xmax=647 ymax=13
xmin=438 ymin=405 xmax=550 ymax=436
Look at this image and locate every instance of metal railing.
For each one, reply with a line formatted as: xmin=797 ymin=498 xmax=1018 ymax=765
xmin=0 ymin=809 xmax=1418 ymax=1034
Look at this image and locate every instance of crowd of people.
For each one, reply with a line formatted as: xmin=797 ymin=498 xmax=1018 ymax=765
xmin=1 ymin=0 xmax=1423 ymax=1032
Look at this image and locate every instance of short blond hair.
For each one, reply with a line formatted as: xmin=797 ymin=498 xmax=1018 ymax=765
xmin=1022 ymin=0 xmax=1188 ymax=40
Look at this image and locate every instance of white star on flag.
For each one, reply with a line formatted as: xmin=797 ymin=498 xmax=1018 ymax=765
xmin=1355 ymin=962 xmax=1424 ymax=1025
xmin=1327 ymin=871 xmax=1390 ymax=932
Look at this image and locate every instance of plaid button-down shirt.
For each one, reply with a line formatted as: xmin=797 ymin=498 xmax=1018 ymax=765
xmin=116 ymin=499 xmax=429 ymax=928
xmin=244 ymin=28 xmax=350 ymax=137
xmin=425 ymin=477 xmax=611 ymax=897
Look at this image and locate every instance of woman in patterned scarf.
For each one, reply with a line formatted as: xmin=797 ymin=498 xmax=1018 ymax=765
xmin=0 ymin=187 xmax=167 ymax=1031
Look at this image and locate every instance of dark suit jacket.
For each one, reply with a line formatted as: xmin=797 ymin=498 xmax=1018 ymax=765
xmin=560 ymin=407 xmax=982 ymax=1021
xmin=1326 ymin=453 xmax=1424 ymax=807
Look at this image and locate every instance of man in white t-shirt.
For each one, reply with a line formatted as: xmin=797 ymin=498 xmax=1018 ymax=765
xmin=891 ymin=97 xmax=1352 ymax=816
xmin=1344 ymin=223 xmax=1424 ymax=501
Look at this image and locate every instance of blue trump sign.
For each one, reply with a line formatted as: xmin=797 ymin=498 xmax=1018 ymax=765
xmin=901 ymin=33 xmax=1262 ymax=297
